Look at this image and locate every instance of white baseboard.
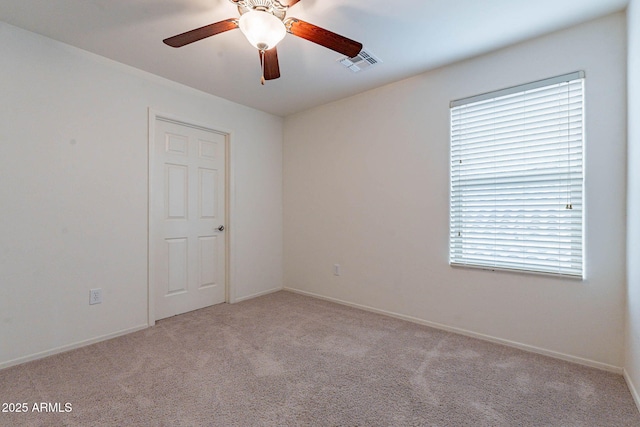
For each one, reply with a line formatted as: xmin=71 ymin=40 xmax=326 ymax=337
xmin=284 ymin=287 xmax=623 ymax=374
xmin=233 ymin=286 xmax=283 ymax=303
xmin=624 ymin=369 xmax=640 ymax=413
xmin=2 ymin=286 xmax=283 ymax=370
xmin=0 ymin=324 xmax=149 ymax=371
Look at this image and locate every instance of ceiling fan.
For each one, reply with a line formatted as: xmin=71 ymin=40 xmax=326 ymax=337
xmin=163 ymin=0 xmax=363 ymax=84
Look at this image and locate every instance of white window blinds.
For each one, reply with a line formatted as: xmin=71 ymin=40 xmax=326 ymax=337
xmin=450 ymin=72 xmax=584 ymax=278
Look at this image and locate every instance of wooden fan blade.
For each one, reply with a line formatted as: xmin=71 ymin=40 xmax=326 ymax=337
xmin=285 ymin=18 xmax=362 ymax=57
xmin=260 ymin=47 xmax=281 ymax=80
xmin=163 ymin=19 xmax=238 ymax=48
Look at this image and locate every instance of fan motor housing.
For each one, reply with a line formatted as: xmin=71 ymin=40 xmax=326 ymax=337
xmin=236 ymin=0 xmax=287 ymax=20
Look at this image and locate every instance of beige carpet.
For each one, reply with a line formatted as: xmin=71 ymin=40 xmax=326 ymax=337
xmin=1 ymin=291 xmax=638 ymax=426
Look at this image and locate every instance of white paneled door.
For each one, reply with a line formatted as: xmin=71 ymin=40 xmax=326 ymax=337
xmin=151 ymin=118 xmax=227 ymax=320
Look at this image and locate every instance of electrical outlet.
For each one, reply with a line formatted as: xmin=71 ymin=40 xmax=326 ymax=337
xmin=89 ymin=288 xmax=102 ymax=305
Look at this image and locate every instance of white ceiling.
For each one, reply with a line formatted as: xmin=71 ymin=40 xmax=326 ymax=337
xmin=0 ymin=0 xmax=629 ymax=116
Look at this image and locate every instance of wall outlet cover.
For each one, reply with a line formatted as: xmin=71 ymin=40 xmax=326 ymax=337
xmin=89 ymin=288 xmax=102 ymax=305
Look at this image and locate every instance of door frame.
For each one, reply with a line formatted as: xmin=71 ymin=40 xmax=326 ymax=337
xmin=147 ymin=109 xmax=236 ymax=326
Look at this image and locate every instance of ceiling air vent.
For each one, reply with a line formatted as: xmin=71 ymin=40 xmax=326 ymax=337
xmin=338 ymin=48 xmax=381 ymax=73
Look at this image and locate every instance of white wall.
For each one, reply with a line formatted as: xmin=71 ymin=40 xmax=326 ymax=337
xmin=627 ymin=0 xmax=640 ymax=408
xmin=284 ymin=13 xmax=627 ymax=369
xmin=0 ymin=23 xmax=283 ymax=368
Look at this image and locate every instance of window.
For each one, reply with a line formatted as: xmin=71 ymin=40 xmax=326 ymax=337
xmin=449 ymin=72 xmax=584 ymax=278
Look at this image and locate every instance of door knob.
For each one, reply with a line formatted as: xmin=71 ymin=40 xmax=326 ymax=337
xmin=216 ymin=225 xmax=225 ymax=232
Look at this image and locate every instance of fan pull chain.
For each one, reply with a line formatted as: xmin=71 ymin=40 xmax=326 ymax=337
xmin=260 ymin=49 xmax=265 ymax=85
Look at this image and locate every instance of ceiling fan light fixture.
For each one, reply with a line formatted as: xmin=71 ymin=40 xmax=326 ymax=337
xmin=239 ymin=10 xmax=286 ymax=50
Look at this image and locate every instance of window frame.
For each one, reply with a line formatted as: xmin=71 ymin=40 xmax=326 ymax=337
xmin=449 ymin=71 xmax=585 ymax=279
